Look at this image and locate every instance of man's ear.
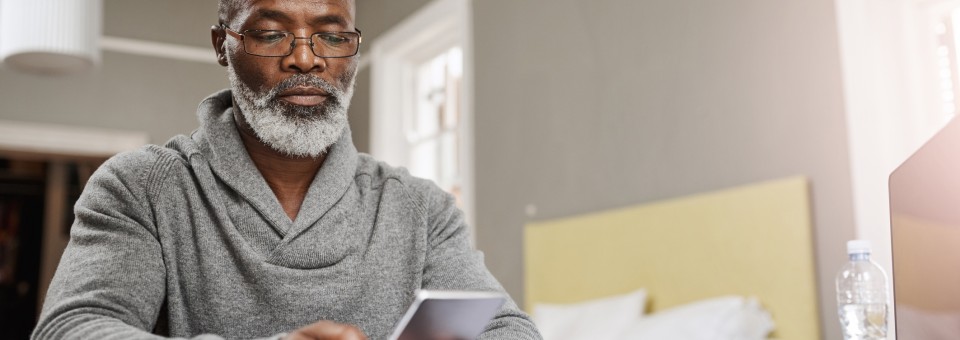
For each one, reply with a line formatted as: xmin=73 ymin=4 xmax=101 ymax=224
xmin=211 ymin=25 xmax=229 ymax=67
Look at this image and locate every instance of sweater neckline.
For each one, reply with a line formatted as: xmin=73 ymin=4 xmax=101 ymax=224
xmin=193 ymin=89 xmax=359 ymax=243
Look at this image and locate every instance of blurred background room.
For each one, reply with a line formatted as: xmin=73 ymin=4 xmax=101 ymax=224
xmin=1 ymin=0 xmax=959 ymax=339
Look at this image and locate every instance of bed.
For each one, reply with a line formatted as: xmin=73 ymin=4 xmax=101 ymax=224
xmin=524 ymin=176 xmax=821 ymax=340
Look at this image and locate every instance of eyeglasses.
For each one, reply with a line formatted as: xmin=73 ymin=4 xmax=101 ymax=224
xmin=222 ymin=25 xmax=362 ymax=58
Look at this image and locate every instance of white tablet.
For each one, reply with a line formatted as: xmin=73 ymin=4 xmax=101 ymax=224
xmin=387 ymin=290 xmax=507 ymax=340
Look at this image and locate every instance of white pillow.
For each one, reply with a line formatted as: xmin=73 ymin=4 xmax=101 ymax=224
xmin=616 ymin=296 xmax=774 ymax=340
xmin=533 ymin=289 xmax=647 ymax=340
xmin=734 ymin=298 xmax=776 ymax=340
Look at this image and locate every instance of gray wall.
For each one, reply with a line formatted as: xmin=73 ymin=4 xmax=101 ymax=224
xmin=468 ymin=1 xmax=854 ymax=340
xmin=0 ymin=52 xmax=225 ymax=144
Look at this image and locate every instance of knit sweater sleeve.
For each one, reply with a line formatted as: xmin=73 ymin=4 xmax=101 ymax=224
xmin=29 ymin=149 xmax=171 ymax=339
xmin=413 ymin=178 xmax=543 ymax=340
xmin=29 ymin=149 xmax=283 ymax=340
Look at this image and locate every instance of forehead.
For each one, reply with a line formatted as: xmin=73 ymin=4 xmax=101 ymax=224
xmin=228 ymin=0 xmax=356 ymax=27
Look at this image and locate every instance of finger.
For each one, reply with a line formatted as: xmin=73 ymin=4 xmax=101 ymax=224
xmin=283 ymin=332 xmax=310 ymax=340
xmin=295 ymin=321 xmax=367 ymax=340
xmin=338 ymin=325 xmax=367 ymax=340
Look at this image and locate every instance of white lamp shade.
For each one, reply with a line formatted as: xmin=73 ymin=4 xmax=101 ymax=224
xmin=0 ymin=0 xmax=102 ymax=75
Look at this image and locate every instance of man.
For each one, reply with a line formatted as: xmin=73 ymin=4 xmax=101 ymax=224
xmin=31 ymin=0 xmax=541 ymax=339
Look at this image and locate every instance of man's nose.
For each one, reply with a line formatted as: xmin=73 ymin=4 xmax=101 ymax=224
xmin=282 ymin=38 xmax=326 ymax=73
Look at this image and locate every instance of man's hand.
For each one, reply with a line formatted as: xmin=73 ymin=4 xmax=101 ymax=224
xmin=284 ymin=320 xmax=367 ymax=340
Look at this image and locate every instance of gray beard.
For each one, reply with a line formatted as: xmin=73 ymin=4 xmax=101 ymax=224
xmin=227 ymin=66 xmax=355 ymax=158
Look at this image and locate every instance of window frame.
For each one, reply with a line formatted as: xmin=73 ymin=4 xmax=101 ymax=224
xmin=369 ymin=0 xmax=476 ymax=245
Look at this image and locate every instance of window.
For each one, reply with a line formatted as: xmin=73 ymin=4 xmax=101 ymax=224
xmin=836 ymin=0 xmax=960 ymax=287
xmin=935 ymin=9 xmax=960 ymax=120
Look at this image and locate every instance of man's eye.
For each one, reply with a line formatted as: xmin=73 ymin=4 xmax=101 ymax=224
xmin=318 ymin=33 xmax=348 ymax=45
xmin=250 ymin=32 xmax=287 ymax=43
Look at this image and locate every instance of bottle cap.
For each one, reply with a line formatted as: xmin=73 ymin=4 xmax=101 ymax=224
xmin=847 ymin=240 xmax=872 ymax=255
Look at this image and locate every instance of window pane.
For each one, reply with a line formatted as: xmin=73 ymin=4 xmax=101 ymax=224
xmin=406 ymin=46 xmax=464 ymax=205
xmin=440 ymin=131 xmax=459 ymax=185
xmin=409 ymin=139 xmax=438 ymax=182
xmin=413 ymin=62 xmax=441 ymax=139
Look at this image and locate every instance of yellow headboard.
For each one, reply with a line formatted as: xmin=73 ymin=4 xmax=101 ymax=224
xmin=524 ymin=176 xmax=820 ymax=340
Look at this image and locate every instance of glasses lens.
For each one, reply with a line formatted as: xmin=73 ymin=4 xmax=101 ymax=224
xmin=243 ymin=30 xmax=294 ymax=57
xmin=312 ymin=32 xmax=359 ymax=57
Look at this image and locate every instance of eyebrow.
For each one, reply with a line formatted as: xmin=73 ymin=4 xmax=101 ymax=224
xmin=253 ymin=9 xmax=292 ymax=23
xmin=310 ymin=14 xmax=348 ymax=27
xmin=251 ymin=9 xmax=349 ymax=28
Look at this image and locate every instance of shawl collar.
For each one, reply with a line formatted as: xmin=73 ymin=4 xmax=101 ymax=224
xmin=193 ymin=90 xmax=359 ymax=239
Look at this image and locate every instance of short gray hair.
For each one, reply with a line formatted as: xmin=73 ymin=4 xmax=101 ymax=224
xmin=218 ymin=0 xmax=357 ymax=26
xmin=218 ymin=0 xmax=242 ymax=25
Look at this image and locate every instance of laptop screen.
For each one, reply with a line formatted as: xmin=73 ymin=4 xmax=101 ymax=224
xmin=890 ymin=117 xmax=960 ymax=339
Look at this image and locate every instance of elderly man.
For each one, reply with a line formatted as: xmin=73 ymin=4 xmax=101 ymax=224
xmin=30 ymin=1 xmax=541 ymax=339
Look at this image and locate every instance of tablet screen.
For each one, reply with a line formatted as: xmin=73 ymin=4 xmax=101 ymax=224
xmin=389 ymin=290 xmax=506 ymax=340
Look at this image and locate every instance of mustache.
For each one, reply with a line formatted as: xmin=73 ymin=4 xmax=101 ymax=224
xmin=269 ymin=74 xmax=343 ymax=101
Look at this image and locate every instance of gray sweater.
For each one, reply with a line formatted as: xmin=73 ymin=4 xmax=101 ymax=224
xmin=32 ymin=90 xmax=541 ymax=340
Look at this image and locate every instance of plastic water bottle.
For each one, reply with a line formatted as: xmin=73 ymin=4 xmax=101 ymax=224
xmin=836 ymin=240 xmax=889 ymax=340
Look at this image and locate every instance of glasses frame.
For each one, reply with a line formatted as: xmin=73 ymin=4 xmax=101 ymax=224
xmin=221 ymin=25 xmax=363 ymax=58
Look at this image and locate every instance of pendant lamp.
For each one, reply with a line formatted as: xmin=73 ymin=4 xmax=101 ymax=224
xmin=0 ymin=0 xmax=102 ymax=75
